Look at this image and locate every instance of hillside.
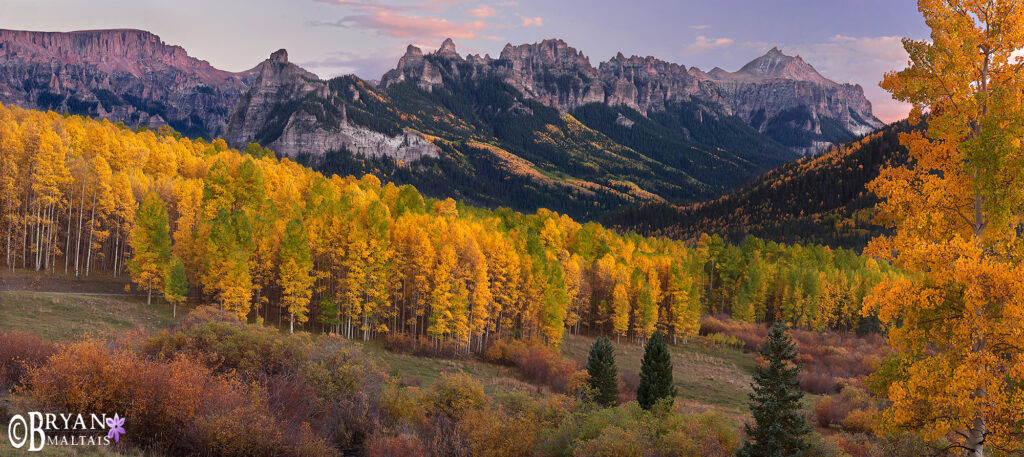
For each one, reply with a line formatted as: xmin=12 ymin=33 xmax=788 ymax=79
xmin=603 ymin=122 xmax=911 ymax=249
xmin=0 ymin=103 xmax=893 ymax=347
xmin=0 ymin=29 xmax=884 ymax=220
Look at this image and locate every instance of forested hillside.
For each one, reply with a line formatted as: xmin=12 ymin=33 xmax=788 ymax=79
xmin=605 ymin=122 xmax=910 ymax=249
xmin=1 ymin=104 xmax=893 ymax=349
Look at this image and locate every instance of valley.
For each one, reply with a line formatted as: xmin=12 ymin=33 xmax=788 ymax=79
xmin=3 ymin=1 xmax=1022 ymax=456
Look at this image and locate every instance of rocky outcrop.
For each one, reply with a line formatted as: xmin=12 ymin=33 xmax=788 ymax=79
xmin=0 ymin=29 xmax=254 ymax=137
xmin=706 ymin=47 xmax=880 ymax=138
xmin=380 ymin=39 xmax=883 ymax=154
xmin=226 ymin=50 xmax=438 ymax=161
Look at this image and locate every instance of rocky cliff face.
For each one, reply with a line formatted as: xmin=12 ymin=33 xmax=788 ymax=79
xmin=381 ymin=39 xmax=883 ymax=154
xmin=0 ymin=29 xmax=253 ymax=138
xmin=706 ymin=48 xmax=881 ymax=148
xmin=225 ymin=50 xmax=438 ymax=162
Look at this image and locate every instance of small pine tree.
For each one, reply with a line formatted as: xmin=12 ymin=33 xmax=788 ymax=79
xmin=738 ymin=323 xmax=810 ymax=457
xmin=586 ymin=336 xmax=619 ymax=407
xmin=163 ymin=256 xmax=188 ymax=318
xmin=637 ymin=330 xmax=676 ymax=410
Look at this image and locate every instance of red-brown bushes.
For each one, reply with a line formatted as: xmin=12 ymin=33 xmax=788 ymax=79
xmin=700 ymin=317 xmax=766 ymax=351
xmin=618 ymin=371 xmax=640 ymax=403
xmin=364 ymin=433 xmax=429 ymax=457
xmin=700 ymin=317 xmax=889 ymax=394
xmin=813 ymin=395 xmax=849 ymax=427
xmin=484 ymin=338 xmax=583 ymax=394
xmin=0 ymin=331 xmax=56 ymax=391
xmin=516 ymin=344 xmax=582 ymax=394
xmin=813 ymin=385 xmax=876 ymax=432
xmin=384 ymin=333 xmax=466 ymax=359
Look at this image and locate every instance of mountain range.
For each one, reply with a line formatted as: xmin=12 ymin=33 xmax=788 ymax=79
xmin=0 ymin=28 xmax=885 ymax=219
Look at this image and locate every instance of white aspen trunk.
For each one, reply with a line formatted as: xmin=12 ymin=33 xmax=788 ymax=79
xmin=43 ymin=203 xmax=53 ymax=271
xmin=21 ymin=191 xmax=30 ymax=269
xmin=84 ymin=191 xmax=96 ymax=276
xmin=32 ymin=200 xmax=40 ymax=270
xmin=112 ymin=220 xmax=120 ymax=278
xmin=65 ymin=181 xmax=74 ymax=274
xmin=74 ymin=171 xmax=87 ymax=276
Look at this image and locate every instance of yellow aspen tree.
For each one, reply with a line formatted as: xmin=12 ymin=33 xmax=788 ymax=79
xmin=484 ymin=233 xmax=520 ymax=337
xmin=109 ymin=173 xmax=136 ymax=278
xmin=279 ymin=217 xmax=313 ymax=333
xmin=866 ymin=2 xmax=1024 ymax=455
xmin=611 ymin=282 xmax=629 ymax=343
xmin=463 ymin=235 xmax=492 ymax=351
xmin=429 ymin=244 xmax=458 ymax=341
xmin=562 ymin=252 xmax=585 ymax=335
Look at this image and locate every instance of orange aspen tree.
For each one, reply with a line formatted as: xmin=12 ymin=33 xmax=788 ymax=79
xmin=866 ymin=1 xmax=1024 ymax=455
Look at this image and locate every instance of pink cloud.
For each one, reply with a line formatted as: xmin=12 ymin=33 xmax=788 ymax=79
xmin=521 ymin=16 xmax=543 ymax=27
xmin=313 ymin=0 xmax=492 ymax=40
xmin=684 ymin=36 xmax=734 ymax=55
xmin=467 ymin=4 xmax=497 ymax=18
xmin=314 ymin=0 xmax=472 ymax=13
xmin=329 ymin=10 xmax=488 ymax=39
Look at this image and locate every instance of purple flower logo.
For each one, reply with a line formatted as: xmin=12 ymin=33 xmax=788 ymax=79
xmin=106 ymin=414 xmax=125 ymax=443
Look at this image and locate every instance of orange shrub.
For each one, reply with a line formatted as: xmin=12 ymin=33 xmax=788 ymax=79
xmin=22 ymin=340 xmax=313 ymax=456
xmin=482 ymin=338 xmax=530 ymax=365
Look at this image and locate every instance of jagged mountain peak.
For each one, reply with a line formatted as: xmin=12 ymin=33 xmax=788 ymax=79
xmin=733 ymin=47 xmax=833 ymax=84
xmin=404 ymin=44 xmax=423 ymax=56
xmin=499 ymin=38 xmax=590 ymax=64
xmin=269 ymin=48 xmax=288 ymax=63
xmin=437 ymin=38 xmax=459 ymax=58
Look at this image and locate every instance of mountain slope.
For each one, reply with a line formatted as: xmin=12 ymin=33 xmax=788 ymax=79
xmin=0 ymin=29 xmax=886 ymax=221
xmin=224 ymin=45 xmax=782 ymax=218
xmin=603 ymin=122 xmax=911 ymax=249
xmin=0 ymin=29 xmax=254 ymax=138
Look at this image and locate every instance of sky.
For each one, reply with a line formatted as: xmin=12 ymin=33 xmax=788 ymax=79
xmin=1 ymin=0 xmax=929 ymax=122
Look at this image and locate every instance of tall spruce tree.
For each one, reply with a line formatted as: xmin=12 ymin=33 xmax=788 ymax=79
xmin=586 ymin=336 xmax=619 ymax=407
xmin=738 ymin=323 xmax=810 ymax=457
xmin=637 ymin=330 xmax=676 ymax=410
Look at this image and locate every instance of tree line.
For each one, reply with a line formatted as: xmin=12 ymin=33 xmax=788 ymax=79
xmin=1 ymin=103 xmax=892 ymax=351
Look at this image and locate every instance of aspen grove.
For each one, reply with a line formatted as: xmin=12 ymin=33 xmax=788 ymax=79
xmin=0 ymin=104 xmax=892 ymax=349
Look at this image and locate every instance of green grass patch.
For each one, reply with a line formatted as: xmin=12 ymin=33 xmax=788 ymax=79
xmin=357 ymin=340 xmax=528 ymax=395
xmin=0 ymin=291 xmax=178 ymax=342
xmin=560 ymin=333 xmax=757 ymax=415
